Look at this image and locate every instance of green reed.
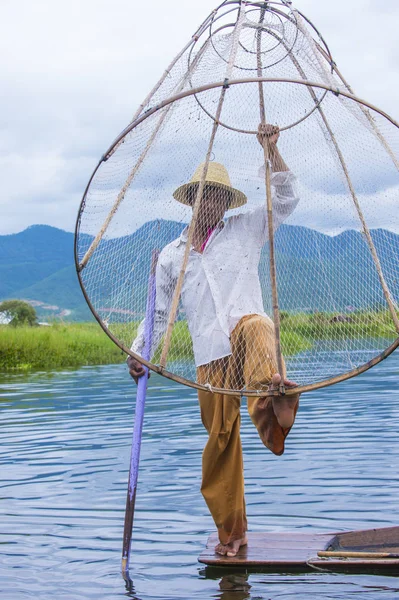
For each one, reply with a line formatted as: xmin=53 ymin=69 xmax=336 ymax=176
xmin=0 ymin=322 xmax=125 ymax=371
xmin=1 ymin=310 xmax=395 ymax=372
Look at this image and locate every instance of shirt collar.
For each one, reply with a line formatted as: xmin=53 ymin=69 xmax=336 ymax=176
xmin=173 ymin=220 xmax=225 ymax=247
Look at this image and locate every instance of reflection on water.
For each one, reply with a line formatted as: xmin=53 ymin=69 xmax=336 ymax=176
xmin=218 ymin=574 xmax=251 ymax=599
xmin=287 ymin=337 xmax=396 ymax=386
xmin=0 ymin=351 xmax=399 ymax=599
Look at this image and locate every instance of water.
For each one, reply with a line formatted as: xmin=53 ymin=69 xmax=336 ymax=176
xmin=1 ymin=353 xmax=399 ymax=599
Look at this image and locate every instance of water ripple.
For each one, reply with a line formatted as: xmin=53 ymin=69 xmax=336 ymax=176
xmin=1 ymin=355 xmax=399 ymax=599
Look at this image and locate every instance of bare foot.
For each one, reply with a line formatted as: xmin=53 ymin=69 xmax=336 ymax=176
xmin=271 ymin=373 xmax=300 ymax=429
xmin=215 ymin=536 xmax=248 ymax=557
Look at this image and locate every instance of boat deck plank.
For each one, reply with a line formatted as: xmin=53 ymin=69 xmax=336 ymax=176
xmin=199 ymin=530 xmax=399 ymax=572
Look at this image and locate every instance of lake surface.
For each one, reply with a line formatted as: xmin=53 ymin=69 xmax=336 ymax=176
xmin=1 ymin=353 xmax=399 ymax=599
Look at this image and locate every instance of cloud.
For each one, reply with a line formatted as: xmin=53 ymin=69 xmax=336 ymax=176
xmin=1 ymin=0 xmax=398 ymax=234
xmin=291 ymin=180 xmax=399 ymax=235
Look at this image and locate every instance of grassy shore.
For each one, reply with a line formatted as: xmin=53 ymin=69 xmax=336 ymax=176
xmin=113 ymin=321 xmax=312 ymax=362
xmin=0 ymin=322 xmax=126 ymax=371
xmin=280 ymin=309 xmax=397 ymax=341
xmin=0 ymin=310 xmax=396 ymax=372
xmin=0 ymin=321 xmax=310 ymax=372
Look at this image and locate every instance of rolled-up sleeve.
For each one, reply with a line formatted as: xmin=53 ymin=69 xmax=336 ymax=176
xmin=238 ymin=171 xmax=299 ymax=244
xmin=271 ymin=171 xmax=299 ymax=230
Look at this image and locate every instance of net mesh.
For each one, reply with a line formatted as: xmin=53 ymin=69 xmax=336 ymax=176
xmin=76 ymin=1 xmax=399 ymax=393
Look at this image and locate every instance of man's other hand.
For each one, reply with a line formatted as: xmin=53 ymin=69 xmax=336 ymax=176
xmin=127 ymin=356 xmax=148 ymax=384
xmin=257 ymin=123 xmax=280 ymax=148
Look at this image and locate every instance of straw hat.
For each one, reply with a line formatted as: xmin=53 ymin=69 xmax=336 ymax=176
xmin=173 ymin=162 xmax=247 ymax=209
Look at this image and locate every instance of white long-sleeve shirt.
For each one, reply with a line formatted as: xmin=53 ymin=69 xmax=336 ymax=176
xmin=131 ymin=171 xmax=299 ymax=367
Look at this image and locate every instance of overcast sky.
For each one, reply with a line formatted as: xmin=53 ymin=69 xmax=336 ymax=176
xmin=1 ymin=0 xmax=398 ymax=235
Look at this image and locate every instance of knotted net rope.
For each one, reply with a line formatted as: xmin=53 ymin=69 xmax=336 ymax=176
xmin=76 ymin=0 xmax=399 ymax=395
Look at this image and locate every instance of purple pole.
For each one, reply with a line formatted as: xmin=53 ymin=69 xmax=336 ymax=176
xmin=122 ymin=250 xmax=159 ymax=577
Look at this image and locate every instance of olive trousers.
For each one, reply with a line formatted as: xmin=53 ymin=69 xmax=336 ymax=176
xmin=196 ymin=314 xmax=299 ymax=545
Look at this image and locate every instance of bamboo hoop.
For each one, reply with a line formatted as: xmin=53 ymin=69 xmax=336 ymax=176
xmin=75 ymin=77 xmax=399 ymax=395
xmin=74 ymin=278 xmax=399 ymax=398
xmin=159 ymin=7 xmax=246 ymax=369
xmin=257 ymin=7 xmax=285 ymax=381
xmin=189 ymin=95 xmax=327 ymax=134
xmin=212 ymin=0 xmax=336 ymax=68
xmin=97 ymin=79 xmax=399 ymax=164
xmin=78 ymin=37 xmax=213 ymax=272
xmin=189 ymin=20 xmax=328 ymax=135
xmin=79 ymin=126 xmax=161 ymax=271
xmin=208 ymin=4 xmax=299 ymax=71
xmin=234 ymin=1 xmax=335 ymax=69
xmin=239 ymin=8 xmax=286 ymax=57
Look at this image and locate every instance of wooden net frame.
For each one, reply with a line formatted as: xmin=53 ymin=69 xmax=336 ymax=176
xmin=75 ymin=0 xmax=399 ymax=397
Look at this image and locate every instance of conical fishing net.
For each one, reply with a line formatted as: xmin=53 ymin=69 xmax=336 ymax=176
xmin=75 ymin=0 xmax=399 ymax=395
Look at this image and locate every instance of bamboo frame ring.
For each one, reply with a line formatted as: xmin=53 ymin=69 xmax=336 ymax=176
xmin=189 ymin=22 xmax=328 ymax=134
xmin=75 ymin=76 xmax=399 ymax=397
xmin=207 ymin=5 xmax=299 ymax=71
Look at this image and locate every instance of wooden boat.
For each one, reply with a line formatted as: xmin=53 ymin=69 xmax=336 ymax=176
xmin=199 ymin=527 xmax=399 ymax=573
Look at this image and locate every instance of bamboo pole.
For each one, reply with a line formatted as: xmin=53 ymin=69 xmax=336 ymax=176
xmin=121 ymin=250 xmax=158 ymax=579
xmin=159 ymin=6 xmax=246 ymax=369
xmin=95 ymin=78 xmax=399 ymax=162
xmin=281 ymin=24 xmax=399 ymax=333
xmin=75 ymin=73 xmax=399 ymax=393
xmin=256 ymin=8 xmax=286 ymax=381
xmin=294 ymin=9 xmax=399 ymax=173
xmin=315 ymin=41 xmax=399 ymax=172
xmin=318 ymin=551 xmax=399 ymax=560
xmin=74 ymin=273 xmax=399 ymax=397
xmin=105 ymin=12 xmax=216 ymax=162
xmin=328 ymin=140 xmax=399 ymax=333
xmin=78 ymin=36 xmax=212 ymax=272
xmin=76 ymin=75 xmax=399 ymax=393
xmin=130 ymin=15 xmax=214 ymax=124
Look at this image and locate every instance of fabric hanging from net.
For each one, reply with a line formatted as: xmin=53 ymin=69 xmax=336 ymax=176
xmin=75 ymin=0 xmax=399 ymax=395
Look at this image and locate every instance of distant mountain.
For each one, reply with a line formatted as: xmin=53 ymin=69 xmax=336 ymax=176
xmin=1 ymin=222 xmax=398 ymax=321
xmin=78 ymin=219 xmax=399 ymax=319
xmin=270 ymin=225 xmax=399 ymax=311
xmin=0 ymin=226 xmax=70 ymax=295
xmin=0 ymin=225 xmax=92 ymax=321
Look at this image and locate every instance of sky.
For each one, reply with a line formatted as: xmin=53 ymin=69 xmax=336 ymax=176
xmin=1 ymin=0 xmax=398 ymax=235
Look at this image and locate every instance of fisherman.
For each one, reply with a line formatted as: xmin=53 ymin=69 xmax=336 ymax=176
xmin=128 ymin=123 xmax=301 ymax=557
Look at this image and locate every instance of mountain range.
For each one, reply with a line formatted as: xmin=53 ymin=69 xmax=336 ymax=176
xmin=1 ymin=222 xmax=398 ymax=321
xmin=0 ymin=225 xmax=91 ymax=320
